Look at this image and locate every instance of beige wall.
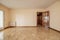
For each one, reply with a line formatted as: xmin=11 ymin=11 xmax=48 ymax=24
xmin=10 ymin=9 xmax=46 ymax=26
xmin=47 ymin=0 xmax=60 ymax=31
xmin=0 ymin=4 xmax=10 ymax=28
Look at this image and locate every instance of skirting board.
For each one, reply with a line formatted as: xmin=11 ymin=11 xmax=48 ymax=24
xmin=0 ymin=26 xmax=37 ymax=31
xmin=48 ymin=27 xmax=60 ymax=33
xmin=0 ymin=26 xmax=15 ymax=31
xmin=10 ymin=26 xmax=37 ymax=27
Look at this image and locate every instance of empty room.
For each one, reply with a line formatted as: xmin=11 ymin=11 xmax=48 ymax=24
xmin=0 ymin=0 xmax=60 ymax=40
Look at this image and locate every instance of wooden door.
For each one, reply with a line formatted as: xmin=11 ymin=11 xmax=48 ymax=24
xmin=37 ymin=12 xmax=42 ymax=26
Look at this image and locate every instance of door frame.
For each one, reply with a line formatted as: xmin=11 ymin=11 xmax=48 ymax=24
xmin=37 ymin=11 xmax=50 ymax=27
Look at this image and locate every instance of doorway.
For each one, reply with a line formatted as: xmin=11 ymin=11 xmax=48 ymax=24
xmin=0 ymin=10 xmax=4 ymax=29
xmin=37 ymin=12 xmax=42 ymax=26
xmin=37 ymin=11 xmax=50 ymax=28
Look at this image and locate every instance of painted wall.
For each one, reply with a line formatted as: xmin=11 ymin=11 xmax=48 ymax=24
xmin=47 ymin=0 xmax=60 ymax=31
xmin=0 ymin=4 xmax=10 ymax=28
xmin=10 ymin=9 xmax=46 ymax=26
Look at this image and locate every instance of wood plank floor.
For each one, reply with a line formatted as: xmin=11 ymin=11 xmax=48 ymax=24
xmin=2 ymin=27 xmax=60 ymax=40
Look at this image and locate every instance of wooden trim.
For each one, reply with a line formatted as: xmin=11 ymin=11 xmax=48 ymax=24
xmin=4 ymin=26 xmax=15 ymax=29
xmin=0 ymin=26 xmax=37 ymax=31
xmin=0 ymin=26 xmax=15 ymax=31
xmin=10 ymin=26 xmax=37 ymax=27
xmin=48 ymin=27 xmax=60 ymax=33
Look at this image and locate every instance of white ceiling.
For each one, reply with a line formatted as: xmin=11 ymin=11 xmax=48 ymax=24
xmin=0 ymin=0 xmax=58 ymax=9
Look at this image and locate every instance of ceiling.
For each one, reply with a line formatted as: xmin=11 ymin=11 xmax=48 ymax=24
xmin=0 ymin=0 xmax=58 ymax=9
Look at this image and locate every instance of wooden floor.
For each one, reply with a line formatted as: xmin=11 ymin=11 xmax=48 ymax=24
xmin=2 ymin=26 xmax=60 ymax=40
